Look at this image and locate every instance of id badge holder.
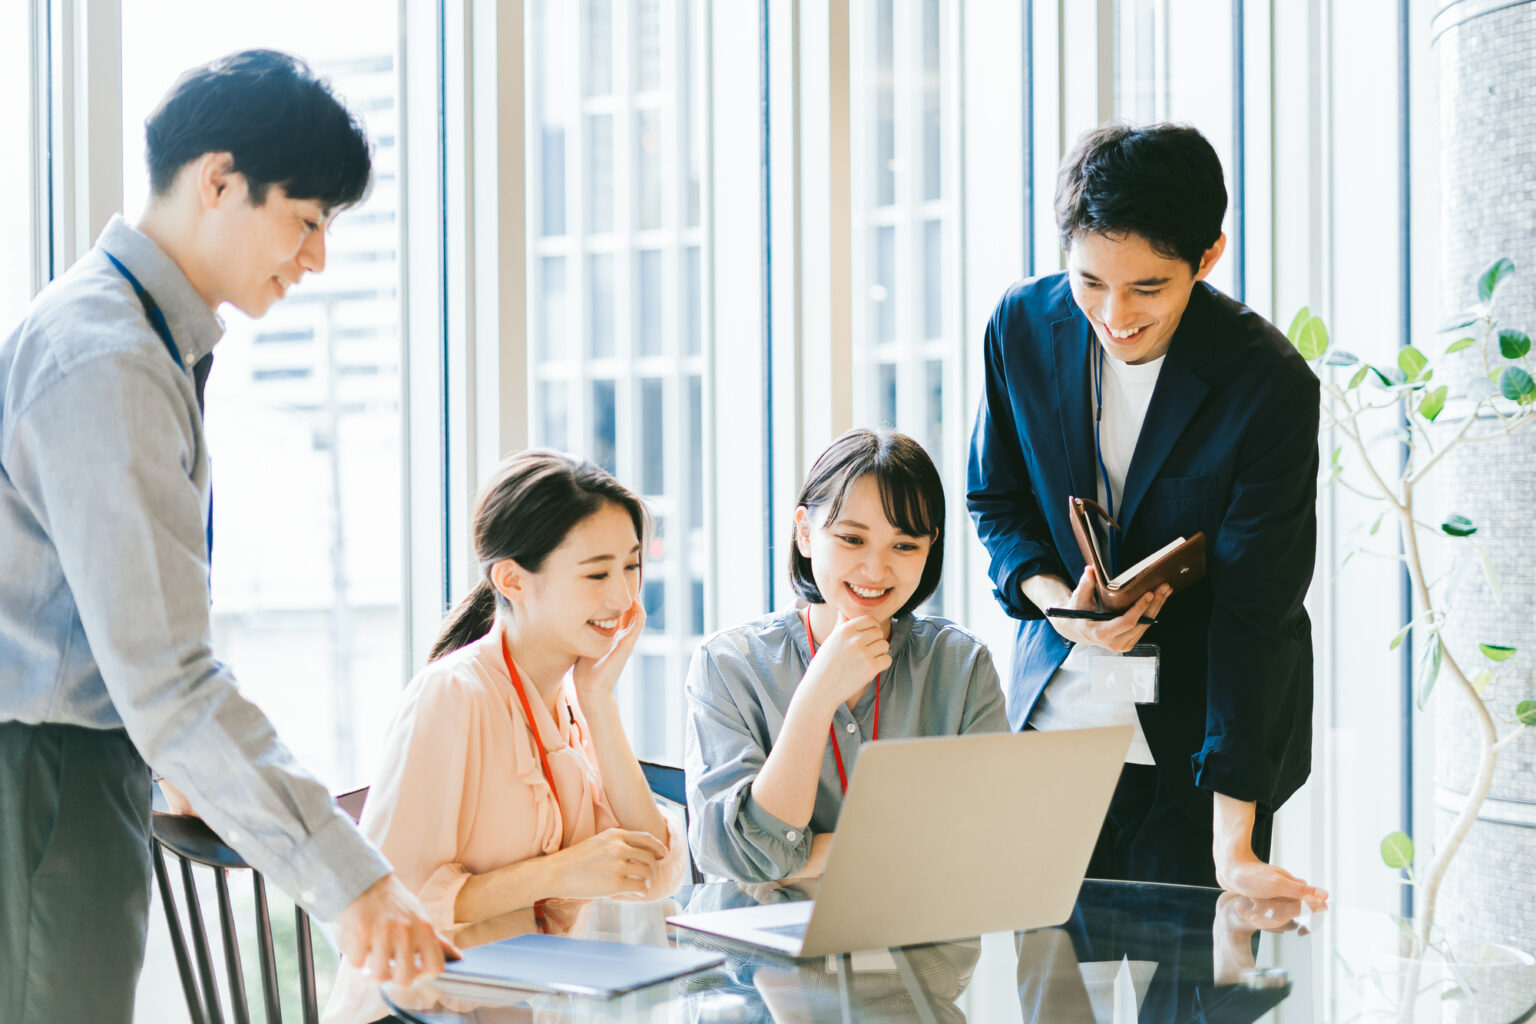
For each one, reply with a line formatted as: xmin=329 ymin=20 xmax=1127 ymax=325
xmin=1088 ymin=643 xmax=1160 ymax=704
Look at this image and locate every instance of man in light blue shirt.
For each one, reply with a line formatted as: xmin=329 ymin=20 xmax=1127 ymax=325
xmin=0 ymin=50 xmax=453 ymax=1023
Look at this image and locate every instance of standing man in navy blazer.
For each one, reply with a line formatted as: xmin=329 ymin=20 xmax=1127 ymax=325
xmin=967 ymin=123 xmax=1327 ymax=903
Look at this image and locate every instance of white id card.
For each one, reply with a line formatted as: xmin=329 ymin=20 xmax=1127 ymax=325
xmin=1088 ymin=644 xmax=1160 ymax=704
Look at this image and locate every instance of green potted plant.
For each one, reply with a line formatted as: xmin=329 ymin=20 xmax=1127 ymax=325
xmin=1288 ymin=256 xmax=1536 ymax=949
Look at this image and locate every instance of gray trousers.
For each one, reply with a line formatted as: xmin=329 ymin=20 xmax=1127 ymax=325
xmin=0 ymin=722 xmax=153 ymax=1024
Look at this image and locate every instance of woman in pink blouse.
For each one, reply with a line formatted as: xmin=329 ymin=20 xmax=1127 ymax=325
xmin=324 ymin=451 xmax=689 ymax=1024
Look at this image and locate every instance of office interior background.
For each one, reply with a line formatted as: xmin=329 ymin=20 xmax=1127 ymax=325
xmin=6 ymin=0 xmax=1534 ymax=1018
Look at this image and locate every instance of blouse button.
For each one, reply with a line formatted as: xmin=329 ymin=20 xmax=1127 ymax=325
xmin=845 ymin=722 xmax=857 ymax=734
xmin=785 ymin=830 xmax=800 ymax=842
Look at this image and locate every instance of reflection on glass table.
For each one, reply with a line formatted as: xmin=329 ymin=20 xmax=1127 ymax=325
xmin=382 ymin=879 xmax=1536 ymax=1024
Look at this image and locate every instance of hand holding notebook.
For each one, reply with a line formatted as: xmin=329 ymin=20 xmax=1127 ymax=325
xmin=1063 ymin=495 xmax=1206 ymax=614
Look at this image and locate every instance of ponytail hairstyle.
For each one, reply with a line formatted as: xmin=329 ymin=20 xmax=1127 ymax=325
xmin=429 ymin=450 xmax=649 ymax=661
xmin=787 ymin=428 xmax=946 ymax=617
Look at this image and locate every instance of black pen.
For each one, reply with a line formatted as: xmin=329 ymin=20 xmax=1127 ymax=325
xmin=1045 ymin=607 xmax=1158 ymax=626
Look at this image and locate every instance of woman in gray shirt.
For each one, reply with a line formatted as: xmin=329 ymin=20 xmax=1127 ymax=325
xmin=685 ymin=429 xmax=1010 ymax=882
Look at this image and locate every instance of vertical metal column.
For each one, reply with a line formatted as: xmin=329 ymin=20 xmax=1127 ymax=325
xmin=1396 ymin=0 xmax=1414 ymax=922
xmin=1231 ymin=0 xmax=1246 ymax=302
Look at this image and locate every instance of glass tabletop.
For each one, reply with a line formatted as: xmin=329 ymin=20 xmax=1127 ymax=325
xmin=382 ymin=879 xmax=1536 ymax=1023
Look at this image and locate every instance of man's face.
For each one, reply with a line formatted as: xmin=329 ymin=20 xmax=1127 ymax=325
xmin=208 ymin=176 xmax=331 ymax=318
xmin=1066 ymin=230 xmax=1223 ymax=365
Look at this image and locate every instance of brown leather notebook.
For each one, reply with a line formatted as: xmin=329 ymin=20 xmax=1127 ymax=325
xmin=1068 ymin=496 xmax=1206 ymax=613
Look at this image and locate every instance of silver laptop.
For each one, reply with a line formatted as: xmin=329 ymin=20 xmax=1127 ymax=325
xmin=667 ymin=726 xmax=1130 ymax=958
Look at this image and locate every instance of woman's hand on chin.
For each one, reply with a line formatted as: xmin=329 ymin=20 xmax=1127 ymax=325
xmin=572 ymin=597 xmax=646 ymax=702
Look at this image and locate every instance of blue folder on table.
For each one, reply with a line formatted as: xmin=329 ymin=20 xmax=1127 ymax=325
xmin=440 ymin=933 xmax=724 ymax=998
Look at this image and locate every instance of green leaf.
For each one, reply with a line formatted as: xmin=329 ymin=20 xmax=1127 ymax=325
xmin=1440 ymin=310 xmax=1481 ymax=333
xmin=1479 ymin=257 xmax=1515 ymax=302
xmin=1517 ymin=700 xmax=1536 ymax=727
xmin=1398 ymin=346 xmax=1429 ymax=382
xmin=1419 ymin=385 xmax=1448 ymax=421
xmin=1381 ymin=831 xmax=1415 ymax=870
xmin=1469 ymin=376 xmax=1500 ymax=403
xmin=1501 ymin=366 xmax=1535 ymax=404
xmin=1441 ymin=514 xmax=1477 ymax=537
xmin=1389 ymin=621 xmax=1413 ymax=650
xmin=1324 ymin=349 xmax=1360 ymax=367
xmin=1348 ymin=365 xmax=1370 ymax=390
xmin=1498 ymin=329 xmax=1532 ymax=360
xmin=1369 ymin=513 xmax=1385 ymax=536
xmin=1480 ymin=644 xmax=1517 ymax=662
xmin=1445 ymin=336 xmax=1478 ymax=355
xmin=1297 ymin=317 xmax=1330 ymax=361
xmin=1417 ymin=636 xmax=1443 ymax=709
xmin=1287 ymin=308 xmax=1310 ymax=347
xmin=1470 ymin=671 xmax=1493 ymax=696
xmin=1475 ymin=542 xmax=1502 ymax=604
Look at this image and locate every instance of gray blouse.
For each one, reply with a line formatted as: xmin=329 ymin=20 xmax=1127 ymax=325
xmin=684 ymin=607 xmax=1010 ymax=882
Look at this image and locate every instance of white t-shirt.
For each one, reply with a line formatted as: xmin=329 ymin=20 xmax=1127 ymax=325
xmin=1029 ymin=349 xmax=1165 ymax=764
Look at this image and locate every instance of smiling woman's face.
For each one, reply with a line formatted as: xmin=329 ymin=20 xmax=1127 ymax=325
xmin=797 ymin=474 xmax=932 ymax=625
xmin=1066 ymin=229 xmax=1222 ymax=365
xmin=507 ymin=502 xmax=642 ymax=661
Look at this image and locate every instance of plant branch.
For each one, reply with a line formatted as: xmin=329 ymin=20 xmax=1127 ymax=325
xmin=1398 ymin=492 xmax=1501 ymax=946
xmin=1491 ymin=725 xmax=1529 ymax=755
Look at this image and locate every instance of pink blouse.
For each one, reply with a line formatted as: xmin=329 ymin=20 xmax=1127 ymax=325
xmin=322 ymin=621 xmax=688 ymax=1024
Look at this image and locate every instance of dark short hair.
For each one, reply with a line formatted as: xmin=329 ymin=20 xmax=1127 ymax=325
xmin=1055 ymin=122 xmax=1227 ymax=270
xmin=145 ymin=49 xmax=371 ymax=211
xmin=788 ymin=429 xmax=945 ymax=617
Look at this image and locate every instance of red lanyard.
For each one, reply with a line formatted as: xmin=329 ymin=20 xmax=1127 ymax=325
xmin=500 ymin=636 xmax=566 ymax=931
xmin=801 ymin=608 xmax=880 ymax=794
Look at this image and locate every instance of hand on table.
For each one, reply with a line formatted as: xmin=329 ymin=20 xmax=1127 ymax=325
xmin=1215 ymin=848 xmax=1329 ymax=908
xmin=337 ymin=874 xmax=460 ymax=989
xmin=542 ymin=827 xmax=669 ymax=900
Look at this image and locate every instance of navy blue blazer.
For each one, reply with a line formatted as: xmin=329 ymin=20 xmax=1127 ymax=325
xmin=966 ymin=273 xmax=1319 ymax=822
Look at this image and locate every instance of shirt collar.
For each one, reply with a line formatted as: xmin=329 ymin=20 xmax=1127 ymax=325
xmin=96 ymin=214 xmax=225 ymax=364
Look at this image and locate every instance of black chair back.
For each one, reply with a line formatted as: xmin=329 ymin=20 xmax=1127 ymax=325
xmin=638 ymin=760 xmax=702 ymax=884
xmin=151 ymin=788 xmax=368 ymax=1024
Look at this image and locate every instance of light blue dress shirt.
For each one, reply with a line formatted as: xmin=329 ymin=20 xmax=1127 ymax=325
xmin=685 ymin=607 xmax=1011 ymax=883
xmin=0 ymin=216 xmax=390 ymax=919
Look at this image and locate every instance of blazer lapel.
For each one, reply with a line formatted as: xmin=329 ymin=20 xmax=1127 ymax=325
xmin=1050 ymin=313 xmax=1098 ymax=507
xmin=1117 ymin=291 xmax=1216 ymax=534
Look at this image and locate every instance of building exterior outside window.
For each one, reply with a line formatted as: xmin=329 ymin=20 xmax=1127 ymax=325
xmin=528 ymin=0 xmax=710 ymax=763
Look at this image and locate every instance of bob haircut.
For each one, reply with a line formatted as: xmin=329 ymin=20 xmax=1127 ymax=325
xmin=788 ymin=429 xmax=945 ymax=617
xmin=1054 ymin=122 xmax=1227 ymax=271
xmin=145 ymin=49 xmax=372 ymax=212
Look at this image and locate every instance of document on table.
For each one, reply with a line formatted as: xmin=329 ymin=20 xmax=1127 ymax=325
xmin=440 ymin=933 xmax=725 ymax=998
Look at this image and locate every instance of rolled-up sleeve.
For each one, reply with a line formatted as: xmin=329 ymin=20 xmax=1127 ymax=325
xmin=8 ymin=355 xmax=389 ymax=920
xmin=966 ymin=304 xmax=1068 ymax=620
xmin=684 ymin=646 xmax=812 ymax=883
xmin=1191 ymin=371 xmax=1319 ymax=806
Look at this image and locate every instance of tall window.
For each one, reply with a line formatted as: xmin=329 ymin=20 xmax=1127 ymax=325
xmin=527 ymin=0 xmax=710 ymax=763
xmin=1113 ymin=0 xmax=1238 ymax=297
xmin=1 ymin=12 xmax=36 ymax=326
xmin=851 ymin=0 xmax=961 ymax=616
xmin=121 ymin=3 xmax=407 ymax=793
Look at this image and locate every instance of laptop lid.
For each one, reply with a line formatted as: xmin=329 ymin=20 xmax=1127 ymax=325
xmin=795 ymin=726 xmax=1131 ymax=956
